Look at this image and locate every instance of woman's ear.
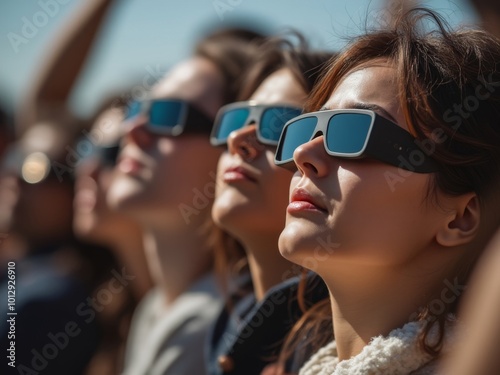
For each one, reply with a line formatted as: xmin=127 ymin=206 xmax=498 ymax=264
xmin=436 ymin=193 xmax=480 ymax=247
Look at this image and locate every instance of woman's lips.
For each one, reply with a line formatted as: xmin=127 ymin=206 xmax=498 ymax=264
xmin=117 ymin=155 xmax=145 ymax=176
xmin=288 ymin=187 xmax=327 ymax=213
xmin=74 ymin=189 xmax=97 ymax=213
xmin=222 ymin=166 xmax=257 ymax=183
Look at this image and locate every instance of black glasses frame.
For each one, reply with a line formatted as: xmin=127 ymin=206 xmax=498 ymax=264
xmin=275 ymin=109 xmax=438 ymax=173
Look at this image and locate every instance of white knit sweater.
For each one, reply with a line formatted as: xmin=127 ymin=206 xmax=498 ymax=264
xmin=299 ymin=319 xmax=454 ymax=375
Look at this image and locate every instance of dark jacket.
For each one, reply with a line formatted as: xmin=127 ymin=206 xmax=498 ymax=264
xmin=206 ymin=272 xmax=328 ymax=375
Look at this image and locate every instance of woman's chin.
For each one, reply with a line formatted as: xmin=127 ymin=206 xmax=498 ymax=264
xmin=278 ymin=224 xmax=309 ymax=263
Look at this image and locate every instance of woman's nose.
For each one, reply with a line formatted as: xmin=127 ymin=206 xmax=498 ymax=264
xmin=76 ymin=153 xmax=102 ymax=183
xmin=123 ymin=115 xmax=155 ymax=149
xmin=227 ymin=124 xmax=262 ymax=162
xmin=293 ymin=135 xmax=329 ymax=177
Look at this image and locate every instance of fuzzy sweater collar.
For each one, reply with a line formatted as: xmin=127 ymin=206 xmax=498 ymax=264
xmin=299 ymin=319 xmax=455 ymax=375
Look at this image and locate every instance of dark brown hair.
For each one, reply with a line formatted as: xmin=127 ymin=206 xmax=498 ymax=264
xmin=280 ymin=7 xmax=500 ymax=366
xmin=191 ymin=27 xmax=268 ymax=292
xmin=238 ymin=32 xmax=333 ymax=101
xmin=195 ymin=27 xmax=268 ymax=104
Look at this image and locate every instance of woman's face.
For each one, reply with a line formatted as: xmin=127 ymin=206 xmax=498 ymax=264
xmin=279 ymin=60 xmax=446 ymax=272
xmin=107 ymin=57 xmax=225 ymax=227
xmin=73 ymin=107 xmax=131 ymax=242
xmin=212 ymin=68 xmax=307 ymax=241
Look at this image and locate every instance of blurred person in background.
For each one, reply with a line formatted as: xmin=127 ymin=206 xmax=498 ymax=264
xmin=0 ymin=1 xmax=143 ymax=374
xmin=0 ymin=104 xmax=13 ymax=162
xmin=0 ymin=102 xmax=14 ymax=258
xmin=0 ymin=121 xmax=117 ymax=375
xmin=16 ymin=0 xmax=116 ymax=135
xmin=469 ymin=0 xmax=500 ymax=37
xmin=73 ymin=96 xmax=153 ymax=374
xmin=438 ymin=189 xmax=500 ymax=375
xmin=74 ymin=97 xmax=152 ymax=301
xmin=437 ymin=1 xmax=500 ymax=374
xmin=206 ymin=34 xmax=332 ymax=375
xmin=107 ymin=27 xmax=267 ymax=375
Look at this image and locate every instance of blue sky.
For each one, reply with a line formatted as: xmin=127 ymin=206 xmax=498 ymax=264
xmin=0 ymin=0 xmax=478 ymax=120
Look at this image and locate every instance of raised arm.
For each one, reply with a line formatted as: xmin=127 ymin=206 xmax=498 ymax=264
xmin=19 ymin=0 xmax=116 ymax=131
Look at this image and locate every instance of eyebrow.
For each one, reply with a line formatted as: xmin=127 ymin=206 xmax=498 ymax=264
xmin=320 ymin=103 xmax=398 ymax=124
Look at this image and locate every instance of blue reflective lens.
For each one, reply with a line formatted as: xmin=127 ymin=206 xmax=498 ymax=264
xmin=278 ymin=117 xmax=318 ymax=161
xmin=261 ymin=108 xmax=302 ymax=142
xmin=215 ymin=108 xmax=250 ymax=141
xmin=126 ymin=101 xmax=142 ymax=119
xmin=149 ymin=101 xmax=184 ymax=128
xmin=326 ymin=113 xmax=371 ymax=154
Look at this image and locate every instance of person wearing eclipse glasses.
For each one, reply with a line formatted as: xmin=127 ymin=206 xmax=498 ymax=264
xmin=205 ymin=34 xmax=332 ymax=375
xmin=0 ymin=121 xmax=115 ymax=375
xmin=0 ymin=2 xmax=124 ymax=373
xmin=73 ymin=96 xmax=154 ymax=374
xmin=3 ymin=1 xmax=153 ymax=370
xmin=106 ymin=27 xmax=267 ymax=375
xmin=272 ymin=8 xmax=500 ymax=375
xmin=74 ymin=97 xmax=152 ymax=303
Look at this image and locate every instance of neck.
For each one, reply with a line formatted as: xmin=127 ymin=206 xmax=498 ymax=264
xmin=142 ymin=222 xmax=213 ymax=305
xmin=106 ymin=224 xmax=153 ymax=301
xmin=323 ymin=254 xmax=460 ymax=361
xmin=241 ymin=232 xmax=298 ymax=301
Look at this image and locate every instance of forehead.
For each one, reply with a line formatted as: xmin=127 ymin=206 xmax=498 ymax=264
xmin=250 ymin=68 xmax=307 ymax=106
xmin=327 ymin=61 xmax=397 ymax=107
xmin=152 ymin=57 xmax=224 ymax=101
xmin=324 ymin=60 xmax=407 ymax=129
xmin=151 ymin=57 xmax=225 ymax=118
xmin=91 ymin=107 xmax=124 ymax=146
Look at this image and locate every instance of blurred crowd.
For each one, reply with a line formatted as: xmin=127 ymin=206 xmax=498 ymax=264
xmin=0 ymin=0 xmax=499 ymax=375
